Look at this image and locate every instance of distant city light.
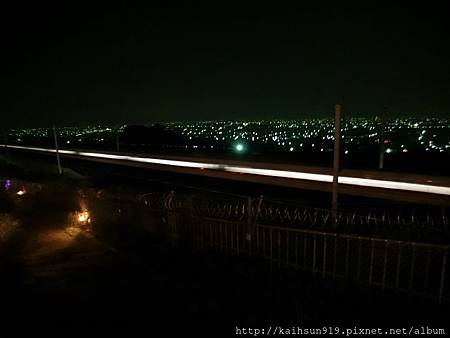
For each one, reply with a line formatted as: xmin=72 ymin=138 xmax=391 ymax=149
xmin=2 ymin=117 xmax=450 ymax=159
xmin=235 ymin=143 xmax=244 ymax=152
xmin=385 ymin=148 xmax=392 ymax=154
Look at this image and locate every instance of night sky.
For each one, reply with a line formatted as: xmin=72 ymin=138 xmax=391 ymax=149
xmin=2 ymin=2 xmax=450 ymax=127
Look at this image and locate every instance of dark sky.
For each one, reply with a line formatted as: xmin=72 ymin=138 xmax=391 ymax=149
xmin=2 ymin=2 xmax=450 ymax=127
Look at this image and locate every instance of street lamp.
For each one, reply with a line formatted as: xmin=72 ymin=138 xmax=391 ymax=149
xmin=235 ymin=143 xmax=244 ymax=152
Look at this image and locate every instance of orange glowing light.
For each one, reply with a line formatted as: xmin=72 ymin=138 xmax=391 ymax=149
xmin=76 ymin=211 xmax=90 ymax=225
xmin=16 ymin=189 xmax=26 ymax=196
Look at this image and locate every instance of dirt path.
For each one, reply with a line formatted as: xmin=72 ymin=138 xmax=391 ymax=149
xmin=1 ymin=211 xmax=449 ymax=333
xmin=20 ymin=228 xmax=112 ymax=282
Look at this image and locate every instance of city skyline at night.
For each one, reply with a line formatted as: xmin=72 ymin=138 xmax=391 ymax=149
xmin=8 ymin=116 xmax=450 ymax=155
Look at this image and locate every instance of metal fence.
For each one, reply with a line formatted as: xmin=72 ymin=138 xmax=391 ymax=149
xmin=186 ymin=217 xmax=448 ymax=305
xmin=159 ymin=191 xmax=450 ymax=242
xmin=86 ymin=189 xmax=450 ymax=305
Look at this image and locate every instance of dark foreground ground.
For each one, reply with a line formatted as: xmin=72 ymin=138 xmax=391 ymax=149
xmin=1 ymin=205 xmax=449 ymax=335
xmin=0 ymin=158 xmax=449 ymax=335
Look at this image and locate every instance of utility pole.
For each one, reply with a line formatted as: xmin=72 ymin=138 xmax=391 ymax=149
xmin=53 ymin=125 xmax=62 ymax=175
xmin=3 ymin=130 xmax=9 ymax=163
xmin=115 ymin=125 xmax=121 ymax=152
xmin=378 ymin=109 xmax=387 ymax=169
xmin=332 ymin=103 xmax=343 ymax=226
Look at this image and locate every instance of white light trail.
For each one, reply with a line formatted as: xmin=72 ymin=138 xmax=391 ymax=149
xmin=338 ymin=176 xmax=450 ymax=196
xmin=223 ymin=166 xmax=332 ymax=183
xmin=3 ymin=145 xmax=220 ymax=170
xmin=3 ymin=144 xmax=450 ymax=196
xmin=77 ymin=151 xmax=221 ymax=169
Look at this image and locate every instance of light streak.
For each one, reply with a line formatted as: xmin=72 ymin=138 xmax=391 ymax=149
xmin=2 ymin=144 xmax=450 ymax=196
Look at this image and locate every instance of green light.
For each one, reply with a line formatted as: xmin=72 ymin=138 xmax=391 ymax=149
xmin=235 ymin=143 xmax=244 ymax=152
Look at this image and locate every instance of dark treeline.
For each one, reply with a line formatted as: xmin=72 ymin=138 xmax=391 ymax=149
xmin=120 ymin=124 xmax=186 ymax=149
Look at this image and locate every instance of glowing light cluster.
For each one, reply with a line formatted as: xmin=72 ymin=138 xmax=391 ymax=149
xmin=7 ymin=117 xmax=450 ymax=154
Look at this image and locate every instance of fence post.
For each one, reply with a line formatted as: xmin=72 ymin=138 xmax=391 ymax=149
xmin=245 ymin=195 xmax=263 ymax=242
xmin=442 ymin=206 xmax=448 ymax=231
xmin=165 ymin=191 xmax=179 ymax=244
xmin=438 ymin=251 xmax=447 ymax=306
xmin=246 ymin=196 xmax=252 ymax=242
